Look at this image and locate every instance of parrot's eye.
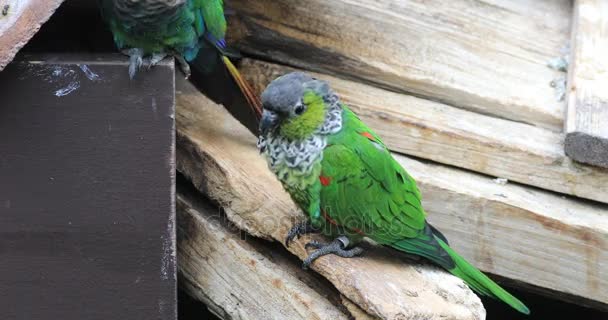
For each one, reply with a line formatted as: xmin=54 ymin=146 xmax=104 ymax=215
xmin=294 ymin=104 xmax=306 ymax=115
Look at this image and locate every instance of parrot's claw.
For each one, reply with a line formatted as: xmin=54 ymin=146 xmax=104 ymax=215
xmin=285 ymin=221 xmax=319 ymax=247
xmin=302 ymin=236 xmax=363 ymax=270
xmin=144 ymin=52 xmax=167 ymax=70
xmin=123 ymin=48 xmax=144 ymax=80
xmin=304 ymin=240 xmax=324 ymax=250
xmin=175 ymin=55 xmax=191 ymax=79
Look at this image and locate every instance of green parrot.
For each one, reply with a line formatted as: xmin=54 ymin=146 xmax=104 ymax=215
xmin=98 ymin=0 xmax=260 ymax=117
xmin=257 ymin=72 xmax=530 ymax=315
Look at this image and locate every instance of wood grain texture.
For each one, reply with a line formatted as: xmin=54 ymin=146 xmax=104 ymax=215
xmin=0 ymin=0 xmax=66 ymax=70
xmin=341 ymin=296 xmax=380 ymax=320
xmin=177 ymin=190 xmax=352 ymax=320
xmin=239 ymin=59 xmax=608 ymax=204
xmin=227 ymin=0 xmax=570 ymax=131
xmin=0 ymin=55 xmax=176 ymax=320
xmin=176 ymin=76 xmax=608 ymax=309
xmin=176 ymin=78 xmax=487 ymax=320
xmin=565 ymin=0 xmax=608 ymax=168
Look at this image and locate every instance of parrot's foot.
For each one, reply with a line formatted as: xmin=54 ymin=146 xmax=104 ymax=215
xmin=123 ymin=48 xmax=144 ymax=80
xmin=302 ymin=236 xmax=363 ymax=270
xmin=285 ymin=221 xmax=320 ymax=247
xmin=175 ymin=55 xmax=191 ymax=79
xmin=144 ymin=52 xmax=167 ymax=70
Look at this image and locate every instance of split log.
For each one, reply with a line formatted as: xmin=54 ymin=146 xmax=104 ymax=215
xmin=0 ymin=0 xmax=66 ymax=70
xmin=177 ymin=189 xmax=352 ymax=320
xmin=227 ymin=0 xmax=570 ymax=131
xmin=565 ymin=0 xmax=608 ymax=168
xmin=238 ymin=59 xmax=608 ymax=204
xmin=176 ymin=77 xmax=608 ymax=311
xmin=341 ymin=296 xmax=380 ymax=320
xmin=177 ymin=78 xmax=486 ymax=320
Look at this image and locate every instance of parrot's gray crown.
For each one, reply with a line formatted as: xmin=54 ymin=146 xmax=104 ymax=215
xmin=257 ymin=72 xmax=344 ymax=179
xmin=261 ymin=72 xmax=331 ymax=114
xmin=259 ymin=72 xmax=336 ymax=135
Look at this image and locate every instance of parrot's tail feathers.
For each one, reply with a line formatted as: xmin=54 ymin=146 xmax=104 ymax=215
xmin=221 ymin=56 xmax=262 ymax=121
xmin=436 ymin=238 xmax=530 ymax=315
xmin=428 ymin=223 xmax=449 ymax=245
xmin=391 ymin=224 xmax=454 ymax=269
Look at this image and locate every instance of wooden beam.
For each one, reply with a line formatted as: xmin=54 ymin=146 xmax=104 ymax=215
xmin=177 ymin=189 xmax=353 ymax=320
xmin=0 ymin=0 xmax=66 ymax=70
xmin=341 ymin=296 xmax=380 ymax=320
xmin=238 ymin=59 xmax=608 ymax=204
xmin=227 ymin=0 xmax=570 ymax=131
xmin=0 ymin=55 xmax=176 ymax=319
xmin=176 ymin=78 xmax=487 ymax=320
xmin=176 ymin=77 xmax=608 ymax=311
xmin=565 ymin=0 xmax=608 ymax=168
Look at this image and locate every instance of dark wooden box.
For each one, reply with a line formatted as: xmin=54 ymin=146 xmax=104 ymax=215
xmin=0 ymin=55 xmax=176 ymax=320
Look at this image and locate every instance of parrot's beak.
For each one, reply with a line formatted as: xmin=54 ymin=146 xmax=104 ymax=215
xmin=260 ymin=110 xmax=279 ymax=134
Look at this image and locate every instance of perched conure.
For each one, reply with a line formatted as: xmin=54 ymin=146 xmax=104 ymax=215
xmin=98 ymin=0 xmax=260 ymax=117
xmin=257 ymin=72 xmax=530 ymax=315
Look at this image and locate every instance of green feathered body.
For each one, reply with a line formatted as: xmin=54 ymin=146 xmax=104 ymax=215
xmin=99 ymin=0 xmax=262 ymax=120
xmin=259 ymin=87 xmax=529 ymax=314
xmin=99 ymin=0 xmax=226 ymax=61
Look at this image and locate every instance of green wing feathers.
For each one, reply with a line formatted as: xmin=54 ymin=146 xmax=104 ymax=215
xmin=197 ymin=0 xmax=226 ymax=42
xmin=321 ymin=107 xmax=425 ymax=242
xmin=323 ymin=105 xmax=529 ymax=314
xmin=391 ymin=224 xmax=454 ymax=269
xmin=101 ymin=0 xmax=227 ymax=57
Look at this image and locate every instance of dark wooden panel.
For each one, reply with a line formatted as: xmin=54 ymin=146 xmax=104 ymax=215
xmin=0 ymin=54 xmax=176 ymax=320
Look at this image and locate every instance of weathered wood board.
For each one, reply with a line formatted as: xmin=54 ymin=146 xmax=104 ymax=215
xmin=0 ymin=0 xmax=66 ymax=70
xmin=0 ymin=55 xmax=176 ymax=320
xmin=177 ymin=78 xmax=487 ymax=320
xmin=177 ymin=188 xmax=352 ymax=320
xmin=341 ymin=296 xmax=380 ymax=320
xmin=176 ymin=76 xmax=608 ymax=310
xmin=239 ymin=59 xmax=608 ymax=204
xmin=227 ymin=0 xmax=571 ymax=131
xmin=565 ymin=0 xmax=608 ymax=168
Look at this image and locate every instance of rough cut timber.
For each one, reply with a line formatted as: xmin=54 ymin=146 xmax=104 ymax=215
xmin=0 ymin=0 xmax=66 ymax=70
xmin=177 ymin=191 xmax=352 ymax=320
xmin=176 ymin=78 xmax=486 ymax=320
xmin=227 ymin=0 xmax=570 ymax=131
xmin=565 ymin=0 xmax=608 ymax=168
xmin=239 ymin=59 xmax=608 ymax=204
xmin=176 ymin=78 xmax=608 ymax=312
xmin=341 ymin=296 xmax=380 ymax=320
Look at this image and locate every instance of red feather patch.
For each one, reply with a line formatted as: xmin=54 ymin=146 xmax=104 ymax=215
xmin=321 ymin=210 xmax=365 ymax=236
xmin=319 ymin=175 xmax=332 ymax=186
xmin=321 ymin=209 xmax=338 ymax=226
xmin=360 ymin=131 xmax=375 ymax=140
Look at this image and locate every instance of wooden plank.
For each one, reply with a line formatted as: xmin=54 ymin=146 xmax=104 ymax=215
xmin=177 ymin=188 xmax=353 ymax=320
xmin=176 ymin=78 xmax=487 ymax=320
xmin=239 ymin=59 xmax=608 ymax=204
xmin=175 ymin=76 xmax=608 ymax=309
xmin=227 ymin=0 xmax=570 ymax=131
xmin=0 ymin=0 xmax=66 ymax=70
xmin=340 ymin=296 xmax=380 ymax=320
xmin=0 ymin=55 xmax=176 ymax=320
xmin=565 ymin=0 xmax=608 ymax=168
